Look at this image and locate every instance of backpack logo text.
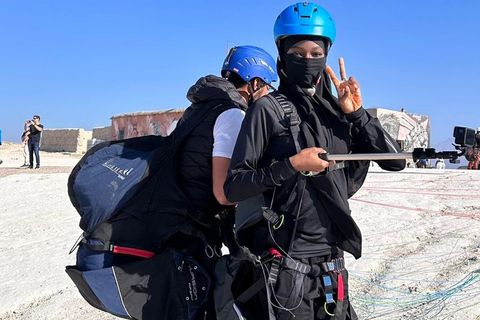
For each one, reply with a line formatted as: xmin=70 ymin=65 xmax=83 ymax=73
xmin=102 ymin=159 xmax=134 ymax=180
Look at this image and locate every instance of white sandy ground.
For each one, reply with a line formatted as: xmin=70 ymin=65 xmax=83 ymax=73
xmin=0 ymin=142 xmax=479 ymax=320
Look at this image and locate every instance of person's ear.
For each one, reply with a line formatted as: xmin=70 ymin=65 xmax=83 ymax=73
xmin=254 ymin=78 xmax=264 ymax=91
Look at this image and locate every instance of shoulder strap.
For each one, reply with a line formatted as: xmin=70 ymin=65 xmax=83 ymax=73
xmin=265 ymin=93 xmax=302 ymax=153
xmin=265 ymin=93 xmax=307 ymax=256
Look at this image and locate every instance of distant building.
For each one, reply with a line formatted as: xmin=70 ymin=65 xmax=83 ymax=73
xmin=110 ymin=107 xmax=430 ymax=162
xmin=366 ymin=108 xmax=430 ymax=167
xmin=41 ymin=128 xmax=92 ymax=153
xmin=41 ymin=126 xmax=112 ymax=153
xmin=111 ymin=109 xmax=185 ymax=140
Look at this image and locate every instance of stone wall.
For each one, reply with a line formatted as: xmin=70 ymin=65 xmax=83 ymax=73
xmin=111 ymin=109 xmax=185 ymax=140
xmin=92 ymin=126 xmax=111 ymax=141
xmin=40 ymin=129 xmax=92 ymax=153
xmin=367 ymin=108 xmax=430 ymax=168
xmin=366 ymin=108 xmax=430 ymax=151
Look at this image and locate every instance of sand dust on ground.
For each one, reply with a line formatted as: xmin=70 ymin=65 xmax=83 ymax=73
xmin=0 ymin=142 xmax=479 ymax=320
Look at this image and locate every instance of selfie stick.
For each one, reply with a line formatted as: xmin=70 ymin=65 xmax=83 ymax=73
xmin=319 ymin=148 xmax=462 ymax=163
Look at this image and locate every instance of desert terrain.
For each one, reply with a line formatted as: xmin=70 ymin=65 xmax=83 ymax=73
xmin=0 ymin=142 xmax=479 ymax=320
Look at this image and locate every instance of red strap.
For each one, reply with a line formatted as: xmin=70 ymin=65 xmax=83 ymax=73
xmin=337 ymin=273 xmax=344 ymax=301
xmin=112 ymin=245 xmax=154 ymax=259
xmin=269 ymin=248 xmax=282 ymax=257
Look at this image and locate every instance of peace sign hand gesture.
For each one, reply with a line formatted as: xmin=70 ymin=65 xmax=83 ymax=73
xmin=326 ymin=57 xmax=362 ymax=114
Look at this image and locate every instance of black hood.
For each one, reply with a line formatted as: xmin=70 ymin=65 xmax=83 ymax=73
xmin=186 ymin=75 xmax=248 ymax=111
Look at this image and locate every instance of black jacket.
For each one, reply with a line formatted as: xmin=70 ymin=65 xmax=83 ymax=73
xmin=224 ymin=89 xmax=405 ymax=259
xmin=177 ymin=75 xmax=247 ymax=217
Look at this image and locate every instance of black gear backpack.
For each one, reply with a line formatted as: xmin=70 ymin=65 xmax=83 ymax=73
xmin=65 ymin=100 xmax=236 ymax=320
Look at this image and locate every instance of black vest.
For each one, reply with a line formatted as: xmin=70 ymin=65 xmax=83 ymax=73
xmin=177 ymin=102 xmax=238 ymax=216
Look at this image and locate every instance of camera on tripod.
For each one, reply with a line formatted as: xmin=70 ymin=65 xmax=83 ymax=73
xmin=314 ymin=126 xmax=478 ymax=165
xmin=452 ymin=126 xmax=479 ymax=164
xmin=453 ymin=126 xmax=476 ymax=147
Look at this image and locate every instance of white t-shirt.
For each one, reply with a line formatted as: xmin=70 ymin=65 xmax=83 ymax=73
xmin=212 ymin=108 xmax=245 ymax=158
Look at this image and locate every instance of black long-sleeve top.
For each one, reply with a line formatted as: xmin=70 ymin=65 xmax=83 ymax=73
xmin=224 ymin=93 xmax=405 ymax=259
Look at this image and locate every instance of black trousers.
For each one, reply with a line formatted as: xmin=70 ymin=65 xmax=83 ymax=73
xmin=234 ymin=254 xmax=358 ymax=320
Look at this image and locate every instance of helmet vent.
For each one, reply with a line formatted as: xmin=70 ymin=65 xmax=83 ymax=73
xmin=274 ymin=3 xmax=336 ymax=44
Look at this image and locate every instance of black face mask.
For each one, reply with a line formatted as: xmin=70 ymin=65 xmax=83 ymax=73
xmin=282 ymin=54 xmax=326 ymax=88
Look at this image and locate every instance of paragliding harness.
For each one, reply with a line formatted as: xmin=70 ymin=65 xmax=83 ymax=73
xmin=65 ymin=100 xmax=237 ymax=320
xmin=232 ymin=93 xmax=351 ymax=320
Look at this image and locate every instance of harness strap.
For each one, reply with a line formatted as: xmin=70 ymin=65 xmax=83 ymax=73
xmin=273 ymin=94 xmax=302 ymax=153
xmin=81 ymin=240 xmax=155 ymax=259
xmin=235 ymin=278 xmax=265 ymax=304
xmin=281 ymin=255 xmax=348 ymax=314
xmin=268 ymin=256 xmax=281 ymax=285
xmin=281 ymin=256 xmax=313 ymax=276
xmin=281 ymin=256 xmax=344 ymax=314
xmin=279 ymin=256 xmax=345 ymax=277
xmin=319 ymin=257 xmax=347 ymax=317
xmin=237 ymin=251 xmax=347 ymax=318
xmin=235 ymin=271 xmax=277 ymax=320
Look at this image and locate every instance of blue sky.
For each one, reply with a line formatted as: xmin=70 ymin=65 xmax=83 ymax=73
xmin=1 ymin=0 xmax=479 ymax=146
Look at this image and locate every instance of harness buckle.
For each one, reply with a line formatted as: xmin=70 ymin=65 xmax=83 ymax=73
xmin=321 ymin=257 xmax=345 ymax=273
xmin=259 ymin=248 xmax=282 ymax=264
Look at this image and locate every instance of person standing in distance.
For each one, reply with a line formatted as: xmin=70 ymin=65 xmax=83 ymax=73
xmin=21 ymin=128 xmax=31 ymax=167
xmin=24 ymin=115 xmax=43 ymax=169
xmin=224 ymin=3 xmax=405 ymax=319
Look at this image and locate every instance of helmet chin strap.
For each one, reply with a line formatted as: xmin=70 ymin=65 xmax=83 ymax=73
xmin=247 ymin=82 xmax=255 ymax=105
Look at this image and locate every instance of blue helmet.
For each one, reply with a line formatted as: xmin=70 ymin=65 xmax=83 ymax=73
xmin=221 ymin=45 xmax=278 ymax=84
xmin=274 ymin=2 xmax=336 ymax=47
